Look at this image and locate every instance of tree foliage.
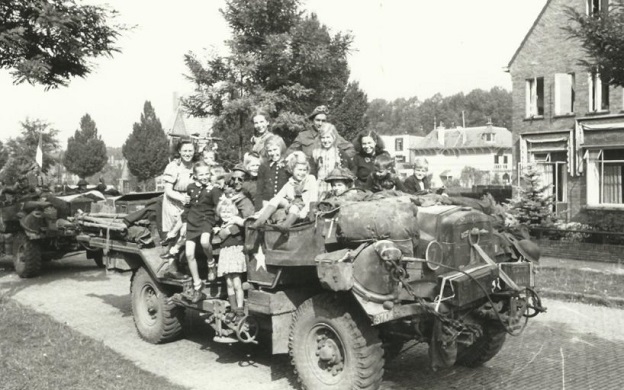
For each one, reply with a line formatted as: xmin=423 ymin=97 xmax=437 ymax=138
xmin=122 ymin=101 xmax=170 ymax=185
xmin=0 ymin=119 xmax=60 ymax=183
xmin=366 ymin=87 xmax=512 ymax=136
xmin=63 ymin=114 xmax=107 ymax=179
xmin=182 ymin=0 xmax=361 ymax=164
xmin=0 ymin=0 xmax=124 ymax=88
xmin=565 ymin=2 xmax=624 ymax=88
xmin=508 ymin=164 xmax=555 ymax=227
xmin=332 ymin=81 xmax=369 ymax=142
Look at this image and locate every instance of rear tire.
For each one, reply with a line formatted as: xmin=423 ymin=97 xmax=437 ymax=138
xmin=289 ymin=294 xmax=384 ymax=390
xmin=13 ymin=233 xmax=42 ymax=278
xmin=456 ymin=322 xmax=506 ymax=367
xmin=131 ymin=267 xmax=183 ymax=344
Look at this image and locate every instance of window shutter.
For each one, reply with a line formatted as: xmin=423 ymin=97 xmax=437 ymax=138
xmin=554 ymin=74 xmax=573 ymax=114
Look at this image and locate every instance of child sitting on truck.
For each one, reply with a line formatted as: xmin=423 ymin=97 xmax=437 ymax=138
xmin=251 ymin=151 xmax=318 ymax=231
xmin=180 ymin=161 xmax=222 ymax=303
xmin=213 ymin=172 xmax=254 ymax=323
xmin=403 ymin=157 xmax=431 ymax=195
xmin=365 ymin=153 xmax=405 ymax=192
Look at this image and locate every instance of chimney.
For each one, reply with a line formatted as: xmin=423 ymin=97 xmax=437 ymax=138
xmin=437 ymin=124 xmax=446 ymax=146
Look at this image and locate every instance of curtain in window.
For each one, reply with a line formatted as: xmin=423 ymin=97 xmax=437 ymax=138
xmin=602 ymin=165 xmax=623 ymax=204
xmin=536 ymin=163 xmax=554 ymax=198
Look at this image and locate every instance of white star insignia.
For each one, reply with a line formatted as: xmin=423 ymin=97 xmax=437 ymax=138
xmin=254 ymin=246 xmax=266 ymax=271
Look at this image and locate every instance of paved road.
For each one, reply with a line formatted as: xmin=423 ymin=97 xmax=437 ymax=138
xmin=1 ymin=255 xmax=623 ymax=390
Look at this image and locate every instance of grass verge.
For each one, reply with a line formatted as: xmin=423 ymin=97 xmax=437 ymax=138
xmin=536 ymin=266 xmax=624 ymax=308
xmin=0 ymin=295 xmax=188 ymax=390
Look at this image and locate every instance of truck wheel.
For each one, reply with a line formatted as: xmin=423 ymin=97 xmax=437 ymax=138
xmin=289 ymin=294 xmax=384 ymax=390
xmin=13 ymin=233 xmax=42 ymax=278
xmin=131 ymin=267 xmax=183 ymax=344
xmin=455 ymin=322 xmax=506 ymax=367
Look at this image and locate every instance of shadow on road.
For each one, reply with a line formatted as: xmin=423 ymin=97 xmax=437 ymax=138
xmin=0 ymin=254 xmax=109 ymax=299
xmin=86 ymin=293 xmax=132 ymax=317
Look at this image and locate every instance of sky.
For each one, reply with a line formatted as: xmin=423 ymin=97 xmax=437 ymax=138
xmin=0 ymin=0 xmax=547 ymax=148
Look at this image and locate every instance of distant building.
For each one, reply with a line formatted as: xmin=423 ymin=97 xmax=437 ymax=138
xmin=379 ymin=134 xmax=425 ymax=178
xmin=410 ymin=122 xmax=512 ymax=187
xmin=507 ymin=0 xmax=624 ymax=222
xmin=168 ymin=100 xmax=215 ymax=152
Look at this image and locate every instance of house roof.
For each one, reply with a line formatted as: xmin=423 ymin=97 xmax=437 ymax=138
xmin=411 ymin=125 xmax=512 ymax=151
xmin=507 ymin=0 xmax=552 ymax=69
xmin=168 ymin=104 xmax=214 ymax=138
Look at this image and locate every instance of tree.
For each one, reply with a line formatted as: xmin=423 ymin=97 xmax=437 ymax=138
xmin=182 ymin=0 xmax=355 ymax=164
xmin=63 ymin=114 xmax=107 ymax=179
xmin=508 ymin=164 xmax=555 ymax=227
xmin=565 ymin=2 xmax=624 ymax=88
xmin=122 ymin=102 xmax=170 ymax=189
xmin=0 ymin=119 xmax=60 ymax=183
xmin=332 ymin=81 xmax=369 ymax=142
xmin=0 ymin=0 xmax=124 ymax=88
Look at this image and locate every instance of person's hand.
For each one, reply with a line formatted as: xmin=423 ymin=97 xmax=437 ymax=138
xmin=218 ymin=227 xmax=230 ymax=240
xmin=230 ymin=216 xmax=245 ymax=226
xmin=212 ymin=227 xmax=220 ymax=234
xmin=182 ymin=194 xmax=191 ymax=204
xmin=298 ymin=210 xmax=307 ymax=219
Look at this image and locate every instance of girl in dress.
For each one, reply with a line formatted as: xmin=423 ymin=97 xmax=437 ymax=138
xmin=214 ymin=174 xmax=254 ymax=322
xmin=311 ymin=123 xmax=351 ymax=199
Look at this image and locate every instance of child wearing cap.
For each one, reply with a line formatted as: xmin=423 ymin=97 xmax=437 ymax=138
xmin=322 ymin=166 xmax=356 ymax=199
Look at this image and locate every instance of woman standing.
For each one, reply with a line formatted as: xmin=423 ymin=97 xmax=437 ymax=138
xmin=351 ymin=130 xmax=391 ymax=187
xmin=250 ymin=111 xmax=274 ymax=157
xmin=161 ymin=139 xmax=196 ymax=234
xmin=311 ymin=123 xmax=351 ymax=199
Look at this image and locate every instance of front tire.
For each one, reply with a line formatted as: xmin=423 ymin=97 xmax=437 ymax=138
xmin=13 ymin=233 xmax=42 ymax=278
xmin=131 ymin=267 xmax=183 ymax=344
xmin=456 ymin=321 xmax=506 ymax=367
xmin=289 ymin=294 xmax=384 ymax=390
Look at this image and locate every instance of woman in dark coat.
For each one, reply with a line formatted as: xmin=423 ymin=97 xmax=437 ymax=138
xmin=350 ymin=130 xmax=392 ymax=187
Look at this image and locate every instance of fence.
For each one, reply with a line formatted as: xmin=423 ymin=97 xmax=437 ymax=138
xmin=532 ymin=226 xmax=624 ymax=263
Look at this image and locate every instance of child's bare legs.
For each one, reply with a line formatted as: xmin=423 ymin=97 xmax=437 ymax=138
xmin=225 ymin=273 xmax=244 ymax=321
xmin=184 ymin=240 xmax=202 ymax=289
xmin=200 ymin=232 xmax=216 ymax=281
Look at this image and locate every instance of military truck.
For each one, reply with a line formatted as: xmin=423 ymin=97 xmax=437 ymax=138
xmin=0 ymin=190 xmax=92 ymax=278
xmin=75 ymin=195 xmax=544 ymax=390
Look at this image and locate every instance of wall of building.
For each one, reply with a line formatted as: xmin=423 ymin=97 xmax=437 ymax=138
xmin=509 ymin=0 xmax=624 ymax=223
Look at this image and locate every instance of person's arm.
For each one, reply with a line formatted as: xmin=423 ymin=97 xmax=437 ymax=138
xmin=180 ymin=188 xmax=192 ymax=223
xmin=336 ymin=135 xmax=355 ymax=159
xmin=255 ymin=163 xmax=268 ymax=210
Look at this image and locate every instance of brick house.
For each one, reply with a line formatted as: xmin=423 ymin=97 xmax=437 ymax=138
xmin=379 ymin=134 xmax=424 ymax=178
xmin=410 ymin=123 xmax=512 ymax=187
xmin=508 ymin=0 xmax=624 ymax=225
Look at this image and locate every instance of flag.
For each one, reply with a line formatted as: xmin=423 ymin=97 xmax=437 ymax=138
xmin=35 ymin=131 xmax=43 ymax=168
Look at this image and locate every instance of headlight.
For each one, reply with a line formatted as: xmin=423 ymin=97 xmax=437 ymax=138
xmin=373 ymin=240 xmax=402 ymax=262
xmin=425 ymin=240 xmax=444 ymax=271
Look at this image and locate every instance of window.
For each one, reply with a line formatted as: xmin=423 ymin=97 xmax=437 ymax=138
xmin=395 ymin=138 xmax=404 ymax=152
xmin=395 ymin=155 xmax=406 ymax=163
xmin=528 ymin=152 xmax=568 ymax=205
xmin=483 ymin=133 xmax=495 ymax=142
xmin=554 ymin=73 xmax=575 ymax=115
xmin=525 ymin=77 xmax=544 ymax=117
xmin=587 ymin=0 xmax=610 ymax=16
xmin=589 ymin=72 xmax=609 ymax=112
xmin=586 ymin=149 xmax=624 ymax=206
xmin=503 ymin=155 xmax=508 ymax=164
